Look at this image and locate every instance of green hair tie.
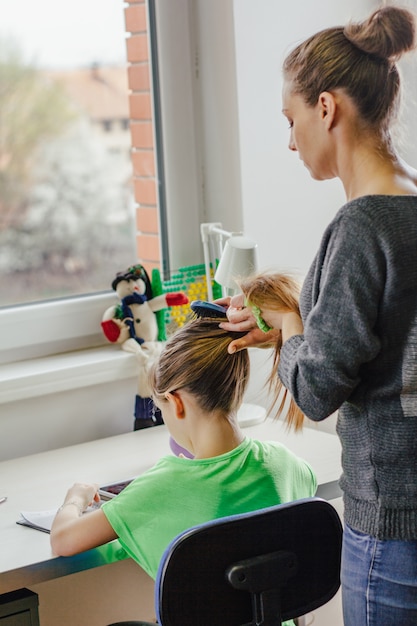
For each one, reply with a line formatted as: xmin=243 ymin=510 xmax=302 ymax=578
xmin=246 ymin=299 xmax=273 ymax=333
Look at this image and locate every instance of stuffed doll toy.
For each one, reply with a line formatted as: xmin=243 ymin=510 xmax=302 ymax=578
xmin=101 ymin=264 xmax=188 ymax=429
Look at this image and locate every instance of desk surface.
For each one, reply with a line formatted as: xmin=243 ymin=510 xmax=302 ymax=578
xmin=0 ymin=420 xmax=342 ymax=594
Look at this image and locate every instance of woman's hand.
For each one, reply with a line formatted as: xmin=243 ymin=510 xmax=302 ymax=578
xmin=216 ymin=294 xmax=280 ymax=353
xmin=215 ymin=295 xmax=303 ymax=353
xmin=222 ymin=325 xmax=281 ymax=353
xmin=215 ymin=293 xmax=256 ymax=329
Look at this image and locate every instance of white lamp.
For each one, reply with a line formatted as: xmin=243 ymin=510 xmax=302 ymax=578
xmin=200 ymin=223 xmax=258 ymax=300
xmin=214 ymin=235 xmax=258 ymax=296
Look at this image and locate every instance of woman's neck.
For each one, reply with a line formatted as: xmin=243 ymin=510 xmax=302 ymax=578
xmin=340 ymin=138 xmax=417 ymax=201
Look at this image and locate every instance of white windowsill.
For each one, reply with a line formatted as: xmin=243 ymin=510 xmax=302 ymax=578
xmin=0 ymin=346 xmax=139 ymax=405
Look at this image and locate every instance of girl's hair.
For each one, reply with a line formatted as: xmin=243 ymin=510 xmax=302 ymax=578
xmin=239 ymin=272 xmax=304 ymax=431
xmin=150 ymin=318 xmax=249 ymax=417
xmin=283 ymin=6 xmax=416 ymax=138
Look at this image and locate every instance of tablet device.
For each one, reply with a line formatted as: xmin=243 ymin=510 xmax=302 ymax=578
xmin=99 ymin=477 xmax=135 ymax=500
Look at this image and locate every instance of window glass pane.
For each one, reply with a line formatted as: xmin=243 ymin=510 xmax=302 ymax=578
xmin=0 ymin=0 xmax=136 ymax=307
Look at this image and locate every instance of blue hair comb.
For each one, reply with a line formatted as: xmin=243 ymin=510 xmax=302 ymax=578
xmin=190 ymin=300 xmax=228 ymax=319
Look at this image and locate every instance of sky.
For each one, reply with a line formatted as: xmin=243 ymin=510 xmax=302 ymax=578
xmin=0 ymin=0 xmax=127 ymax=69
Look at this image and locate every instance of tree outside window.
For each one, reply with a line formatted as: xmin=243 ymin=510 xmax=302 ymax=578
xmin=0 ymin=1 xmax=136 ymax=307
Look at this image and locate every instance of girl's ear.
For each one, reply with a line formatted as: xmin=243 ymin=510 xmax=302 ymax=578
xmin=318 ymin=91 xmax=337 ymax=130
xmin=166 ymin=391 xmax=185 ymax=419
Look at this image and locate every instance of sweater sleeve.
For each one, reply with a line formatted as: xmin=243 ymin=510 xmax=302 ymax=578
xmin=278 ymin=207 xmax=384 ymax=421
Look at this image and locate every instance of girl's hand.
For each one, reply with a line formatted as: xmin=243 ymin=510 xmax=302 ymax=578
xmin=61 ymin=482 xmax=100 ymax=513
xmin=51 ymin=483 xmax=117 ymax=557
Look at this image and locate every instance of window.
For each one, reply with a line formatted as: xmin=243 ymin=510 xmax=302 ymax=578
xmin=0 ymin=0 xmax=240 ymax=366
xmin=0 ymin=0 xmax=136 ymax=308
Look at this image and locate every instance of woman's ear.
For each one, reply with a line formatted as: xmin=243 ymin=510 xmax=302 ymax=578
xmin=166 ymin=391 xmax=185 ymax=419
xmin=318 ymin=91 xmax=337 ymax=130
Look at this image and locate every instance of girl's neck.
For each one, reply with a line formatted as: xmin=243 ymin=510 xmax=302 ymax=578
xmin=191 ymin=413 xmax=245 ymax=459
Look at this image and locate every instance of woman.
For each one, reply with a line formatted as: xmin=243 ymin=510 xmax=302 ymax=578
xmin=220 ymin=7 xmax=417 ymax=625
xmin=50 ymin=316 xmax=316 ymax=605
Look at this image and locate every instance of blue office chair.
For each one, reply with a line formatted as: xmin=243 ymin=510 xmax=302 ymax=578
xmin=109 ymin=497 xmax=343 ymax=626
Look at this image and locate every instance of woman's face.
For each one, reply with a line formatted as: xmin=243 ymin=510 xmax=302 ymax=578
xmin=282 ymin=80 xmax=335 ymax=181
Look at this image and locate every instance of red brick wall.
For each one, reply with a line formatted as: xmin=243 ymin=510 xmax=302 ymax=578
xmin=124 ymin=0 xmax=160 ymax=274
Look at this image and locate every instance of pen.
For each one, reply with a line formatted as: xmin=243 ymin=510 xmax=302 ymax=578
xmin=0 ymin=497 xmax=7 ymax=504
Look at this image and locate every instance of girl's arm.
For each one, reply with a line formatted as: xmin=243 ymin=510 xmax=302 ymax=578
xmin=50 ymin=483 xmax=117 ymax=556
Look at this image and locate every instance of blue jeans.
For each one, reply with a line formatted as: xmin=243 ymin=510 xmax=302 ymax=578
xmin=341 ymin=523 xmax=417 ymax=626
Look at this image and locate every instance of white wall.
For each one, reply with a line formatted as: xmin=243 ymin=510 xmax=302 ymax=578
xmin=0 ymin=376 xmax=138 ymax=461
xmin=233 ymin=0 xmax=380 ymax=275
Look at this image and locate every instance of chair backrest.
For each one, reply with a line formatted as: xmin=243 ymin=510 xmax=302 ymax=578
xmin=154 ymin=497 xmax=343 ymax=626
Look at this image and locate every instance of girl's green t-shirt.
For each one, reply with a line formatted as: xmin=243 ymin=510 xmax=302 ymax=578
xmin=102 ymin=436 xmax=317 ymax=580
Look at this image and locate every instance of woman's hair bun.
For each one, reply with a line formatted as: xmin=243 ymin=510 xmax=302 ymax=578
xmin=343 ymin=6 xmax=416 ymax=61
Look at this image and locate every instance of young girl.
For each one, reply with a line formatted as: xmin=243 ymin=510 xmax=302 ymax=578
xmin=50 ymin=317 xmax=316 ymax=586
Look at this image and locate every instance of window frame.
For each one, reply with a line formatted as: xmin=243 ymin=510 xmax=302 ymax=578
xmin=0 ymin=292 xmax=117 ymax=365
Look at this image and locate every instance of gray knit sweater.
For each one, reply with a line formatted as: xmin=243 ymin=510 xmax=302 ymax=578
xmin=279 ymin=195 xmax=417 ymax=540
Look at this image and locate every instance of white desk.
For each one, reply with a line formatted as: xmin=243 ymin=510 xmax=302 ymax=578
xmin=0 ymin=420 xmax=342 ymax=595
